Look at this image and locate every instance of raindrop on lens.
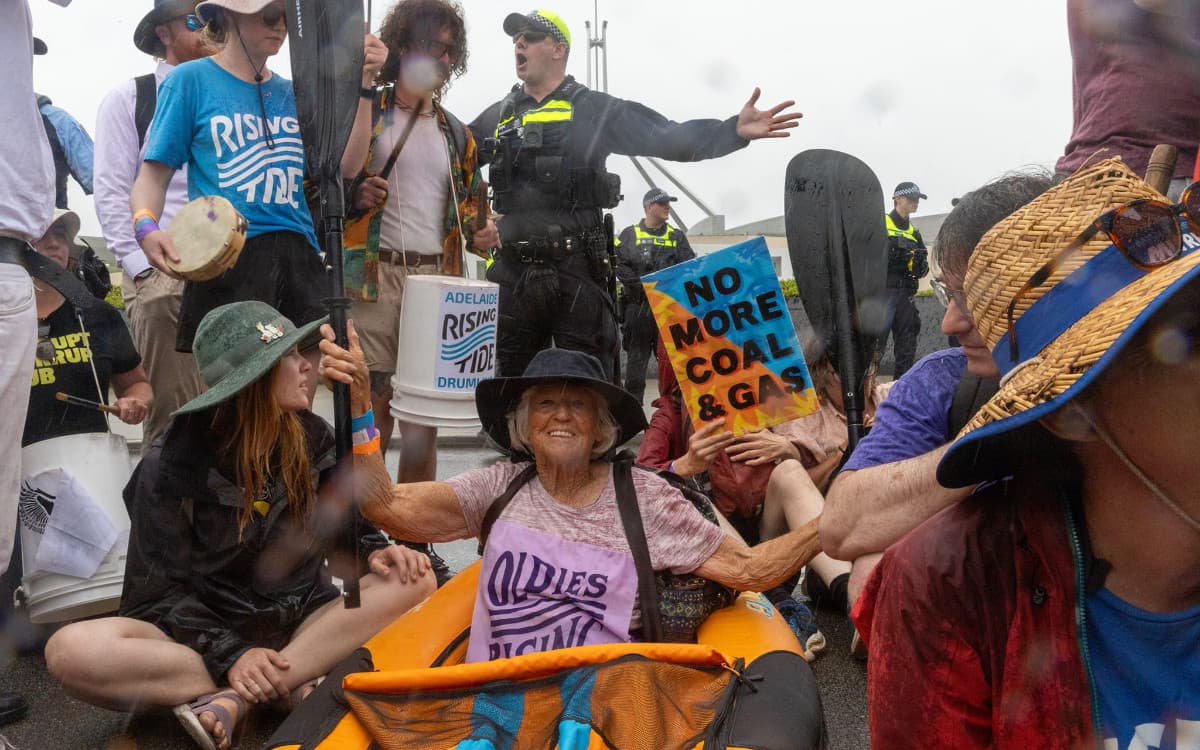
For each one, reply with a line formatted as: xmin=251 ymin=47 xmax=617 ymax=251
xmin=1151 ymin=325 xmax=1189 ymax=365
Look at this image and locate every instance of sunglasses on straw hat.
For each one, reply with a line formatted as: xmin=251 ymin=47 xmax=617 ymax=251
xmin=1004 ymin=179 xmax=1200 ymax=364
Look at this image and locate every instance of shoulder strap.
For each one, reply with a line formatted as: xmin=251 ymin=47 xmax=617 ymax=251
xmin=947 ymin=370 xmax=1000 ymax=438
xmin=134 ymin=73 xmax=157 ymax=149
xmin=476 ymin=463 xmax=539 ymax=555
xmin=441 ymin=106 xmax=469 ymax=159
xmin=613 ymin=457 xmax=663 ymax=643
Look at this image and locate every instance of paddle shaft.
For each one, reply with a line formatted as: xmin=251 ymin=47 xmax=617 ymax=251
xmin=827 ymin=207 xmax=866 ymax=451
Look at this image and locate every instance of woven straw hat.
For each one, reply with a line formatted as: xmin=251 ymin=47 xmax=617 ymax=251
xmin=938 ymin=158 xmax=1200 ymax=487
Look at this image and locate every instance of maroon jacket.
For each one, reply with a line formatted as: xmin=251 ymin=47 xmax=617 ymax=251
xmin=854 ymin=479 xmax=1099 ymax=749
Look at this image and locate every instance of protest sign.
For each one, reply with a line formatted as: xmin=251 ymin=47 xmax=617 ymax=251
xmin=643 ymin=237 xmax=818 ymax=435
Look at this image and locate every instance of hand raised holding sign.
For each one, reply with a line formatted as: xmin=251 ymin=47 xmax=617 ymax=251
xmin=671 ymin=419 xmax=735 ymax=478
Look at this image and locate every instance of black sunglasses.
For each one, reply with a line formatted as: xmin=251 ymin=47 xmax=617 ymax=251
xmin=1005 ymin=180 xmax=1200 ymax=363
xmin=256 ymin=4 xmax=286 ymax=27
xmin=513 ymin=30 xmax=549 ymax=44
xmin=413 ymin=38 xmax=456 ymax=60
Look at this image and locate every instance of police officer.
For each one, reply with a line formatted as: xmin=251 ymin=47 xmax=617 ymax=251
xmin=882 ymin=181 xmax=930 ymax=378
xmin=615 ymin=188 xmax=694 ymax=403
xmin=469 ymin=8 xmax=802 ymax=379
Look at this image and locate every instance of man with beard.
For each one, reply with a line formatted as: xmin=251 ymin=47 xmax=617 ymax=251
xmin=471 ymin=9 xmax=801 ymax=380
xmin=94 ymin=0 xmax=210 ymax=451
xmin=345 ymin=0 xmax=497 ymax=583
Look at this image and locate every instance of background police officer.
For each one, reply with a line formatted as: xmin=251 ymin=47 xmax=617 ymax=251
xmin=615 ymin=187 xmax=694 ymax=403
xmin=882 ymin=181 xmax=929 ymax=378
xmin=469 ymin=8 xmax=802 ymax=379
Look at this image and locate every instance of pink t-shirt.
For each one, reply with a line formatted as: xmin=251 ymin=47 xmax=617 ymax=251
xmin=448 ymin=461 xmax=726 ymax=662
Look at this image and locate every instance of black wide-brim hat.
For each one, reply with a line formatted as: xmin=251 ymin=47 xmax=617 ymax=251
xmin=134 ymin=0 xmax=199 ymax=57
xmin=475 ymin=348 xmax=647 ymax=452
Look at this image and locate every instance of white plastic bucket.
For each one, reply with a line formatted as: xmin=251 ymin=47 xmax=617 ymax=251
xmin=391 ymin=275 xmax=499 ymax=428
xmin=18 ymin=432 xmax=132 ymax=624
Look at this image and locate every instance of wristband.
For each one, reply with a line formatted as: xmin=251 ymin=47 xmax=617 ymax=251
xmin=352 ymin=424 xmax=378 ymax=446
xmin=668 ymin=461 xmax=676 ymax=474
xmin=359 ymin=87 xmax=375 ymax=101
xmin=352 ymin=435 xmax=381 ymax=455
xmin=132 ymin=208 xmax=159 ymax=226
xmin=351 ymin=409 xmax=375 ymax=432
xmin=134 ymin=217 xmax=161 ymax=244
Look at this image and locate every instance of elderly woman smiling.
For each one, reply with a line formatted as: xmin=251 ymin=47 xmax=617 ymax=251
xmin=320 ymin=326 xmax=823 ymax=660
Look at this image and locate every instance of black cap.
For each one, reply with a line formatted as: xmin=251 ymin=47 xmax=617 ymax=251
xmin=642 ymin=188 xmax=677 ymax=206
xmin=893 ymin=182 xmax=927 ymax=200
xmin=502 ymin=10 xmax=571 ymax=49
xmin=33 ymin=37 xmax=47 ymax=55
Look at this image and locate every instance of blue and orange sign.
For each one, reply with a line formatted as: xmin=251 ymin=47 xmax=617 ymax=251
xmin=643 ymin=237 xmax=818 ymax=435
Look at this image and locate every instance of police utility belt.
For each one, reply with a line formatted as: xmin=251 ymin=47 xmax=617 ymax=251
xmin=498 ymin=228 xmax=607 ymax=264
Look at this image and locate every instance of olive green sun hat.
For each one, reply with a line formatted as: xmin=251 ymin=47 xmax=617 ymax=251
xmin=173 ymin=300 xmax=328 ymax=416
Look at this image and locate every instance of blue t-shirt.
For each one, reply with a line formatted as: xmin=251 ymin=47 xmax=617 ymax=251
xmin=144 ymin=58 xmax=318 ymax=251
xmin=1087 ymin=588 xmax=1200 ymax=749
xmin=842 ymin=348 xmax=966 ymax=471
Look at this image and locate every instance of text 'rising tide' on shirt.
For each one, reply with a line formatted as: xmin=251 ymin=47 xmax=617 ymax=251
xmin=143 ymin=57 xmax=319 ymax=252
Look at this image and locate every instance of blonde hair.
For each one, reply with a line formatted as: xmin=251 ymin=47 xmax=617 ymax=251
xmin=507 ymin=384 xmax=619 ymax=459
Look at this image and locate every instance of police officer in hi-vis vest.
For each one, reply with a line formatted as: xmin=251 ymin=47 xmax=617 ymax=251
xmin=469 ymin=8 xmax=802 ymax=380
xmin=615 ymin=188 xmax=694 ymax=403
xmin=882 ymin=181 xmax=930 ymax=378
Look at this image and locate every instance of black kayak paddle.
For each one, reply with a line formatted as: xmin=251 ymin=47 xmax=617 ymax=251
xmin=286 ymin=0 xmax=365 ymax=607
xmin=784 ymin=149 xmax=888 ymax=453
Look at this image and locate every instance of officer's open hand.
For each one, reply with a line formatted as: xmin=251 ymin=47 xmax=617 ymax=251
xmin=735 ymin=88 xmax=803 ymax=141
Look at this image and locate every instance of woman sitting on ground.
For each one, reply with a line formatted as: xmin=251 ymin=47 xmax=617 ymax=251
xmin=319 ymin=331 xmax=823 ymax=661
xmin=45 ymin=302 xmax=435 ymax=750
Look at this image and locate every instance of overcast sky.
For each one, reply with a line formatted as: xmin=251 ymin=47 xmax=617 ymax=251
xmin=30 ymin=0 xmax=1072 ymax=239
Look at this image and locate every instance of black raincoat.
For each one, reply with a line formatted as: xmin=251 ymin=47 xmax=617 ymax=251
xmin=118 ymin=410 xmax=387 ymax=681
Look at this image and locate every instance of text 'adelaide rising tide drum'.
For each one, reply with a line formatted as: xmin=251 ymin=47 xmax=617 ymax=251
xmin=391 ymin=276 xmax=499 ymax=428
xmin=18 ymin=432 xmax=134 ymax=623
xmin=165 ymin=195 xmax=247 ymax=281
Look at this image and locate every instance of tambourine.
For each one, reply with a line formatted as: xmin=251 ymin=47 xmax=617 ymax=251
xmin=165 ymin=195 xmax=248 ymax=281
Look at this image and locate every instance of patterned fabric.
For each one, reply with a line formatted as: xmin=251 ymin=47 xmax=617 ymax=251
xmin=343 ymin=89 xmax=485 ymax=300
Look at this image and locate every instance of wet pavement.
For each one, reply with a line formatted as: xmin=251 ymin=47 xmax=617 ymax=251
xmin=3 ymin=408 xmax=869 ymax=749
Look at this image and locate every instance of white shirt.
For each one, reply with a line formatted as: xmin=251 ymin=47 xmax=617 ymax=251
xmin=369 ymin=111 xmax=450 ymax=254
xmin=94 ymin=62 xmax=190 ymax=277
xmin=0 ymin=0 xmax=55 ymax=242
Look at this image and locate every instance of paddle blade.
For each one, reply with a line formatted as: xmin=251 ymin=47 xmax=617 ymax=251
xmin=286 ymin=0 xmax=364 ymax=216
xmin=784 ymin=149 xmax=888 ymax=373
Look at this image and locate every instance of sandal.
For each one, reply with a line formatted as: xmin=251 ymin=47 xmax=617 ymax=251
xmin=173 ymin=688 xmax=247 ymax=750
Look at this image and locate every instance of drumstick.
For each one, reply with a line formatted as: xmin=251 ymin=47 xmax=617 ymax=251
xmin=55 ymin=392 xmax=120 ymax=416
xmin=474 ymin=180 xmax=489 ymax=231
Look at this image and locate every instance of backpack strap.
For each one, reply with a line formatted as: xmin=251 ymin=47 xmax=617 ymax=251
xmin=613 ymin=456 xmax=663 ymax=643
xmin=134 ymin=73 xmax=157 ymax=149
xmin=441 ymin=107 xmax=469 ymax=161
xmin=947 ymin=370 xmax=1000 ymax=439
xmin=476 ymin=463 xmax=539 ymax=555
